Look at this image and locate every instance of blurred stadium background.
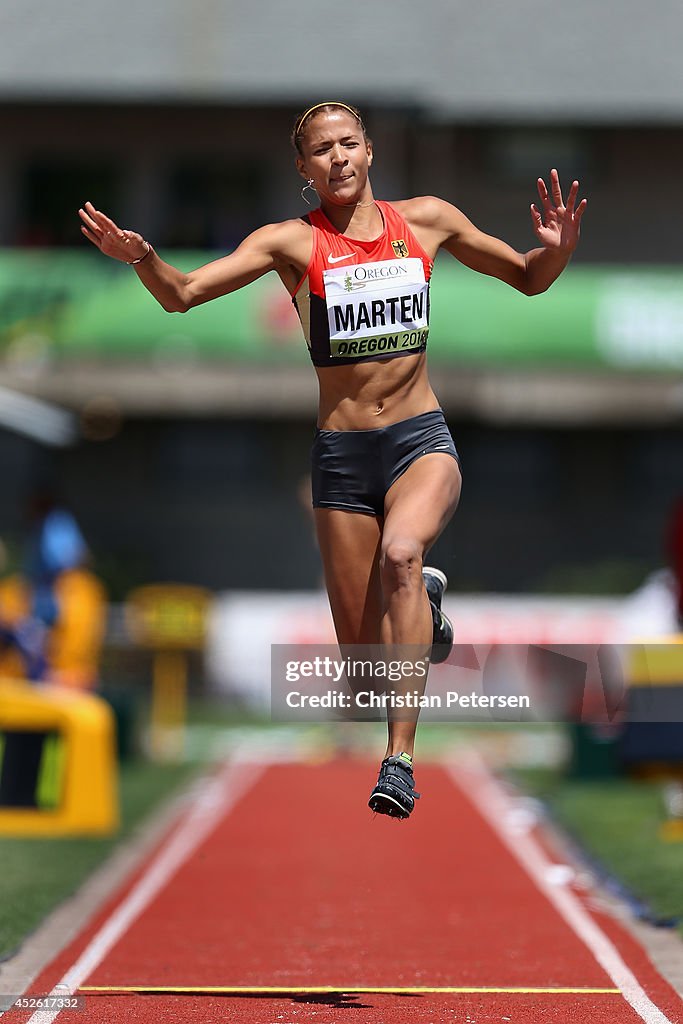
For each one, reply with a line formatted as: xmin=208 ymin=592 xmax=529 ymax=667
xmin=1 ymin=4 xmax=682 ymax=600
xmin=0 ymin=0 xmax=683 ymax=981
xmin=0 ymin=5 xmax=682 ymax=759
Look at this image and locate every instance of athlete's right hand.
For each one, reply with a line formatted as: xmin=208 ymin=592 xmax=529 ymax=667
xmin=78 ymin=202 xmax=149 ymax=263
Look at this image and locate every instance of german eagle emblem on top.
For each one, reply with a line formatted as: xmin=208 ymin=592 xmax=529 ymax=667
xmin=391 ymin=239 xmax=409 ymax=258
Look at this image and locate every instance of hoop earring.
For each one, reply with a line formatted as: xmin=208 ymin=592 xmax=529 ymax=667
xmin=301 ymin=178 xmax=317 ymax=205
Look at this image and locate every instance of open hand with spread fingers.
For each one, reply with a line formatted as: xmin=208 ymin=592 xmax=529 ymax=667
xmin=78 ymin=201 xmax=151 ymax=264
xmin=530 ymin=169 xmax=587 ymax=254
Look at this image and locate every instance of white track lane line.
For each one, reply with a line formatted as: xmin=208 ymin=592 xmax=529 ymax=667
xmin=21 ymin=753 xmax=266 ymax=1024
xmin=446 ymin=752 xmax=675 ymax=1024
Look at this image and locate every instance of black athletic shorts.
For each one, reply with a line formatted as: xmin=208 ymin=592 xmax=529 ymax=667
xmin=311 ymin=409 xmax=460 ymax=516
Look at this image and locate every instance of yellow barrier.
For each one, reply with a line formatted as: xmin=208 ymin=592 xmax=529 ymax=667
xmin=0 ymin=678 xmax=119 ymax=836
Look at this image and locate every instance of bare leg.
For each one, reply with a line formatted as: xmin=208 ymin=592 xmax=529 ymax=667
xmin=314 ymin=454 xmax=461 ymax=760
xmin=314 ymin=508 xmax=383 ymax=646
xmin=380 ymin=453 xmax=461 ymax=757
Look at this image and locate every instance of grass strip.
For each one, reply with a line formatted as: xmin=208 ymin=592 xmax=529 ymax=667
xmin=516 ymin=767 xmax=683 ymax=935
xmin=0 ymin=759 xmax=198 ymax=961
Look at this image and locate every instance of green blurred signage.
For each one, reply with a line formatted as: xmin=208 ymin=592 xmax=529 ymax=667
xmin=1 ymin=250 xmax=682 ymax=371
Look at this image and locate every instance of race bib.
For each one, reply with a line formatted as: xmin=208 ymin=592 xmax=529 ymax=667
xmin=323 ymin=258 xmax=429 ymax=359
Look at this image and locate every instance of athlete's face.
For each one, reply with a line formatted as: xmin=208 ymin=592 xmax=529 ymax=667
xmin=297 ymin=111 xmax=373 ymax=205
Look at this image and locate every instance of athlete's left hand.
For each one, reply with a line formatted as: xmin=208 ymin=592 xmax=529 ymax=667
xmin=530 ymin=169 xmax=587 ymax=253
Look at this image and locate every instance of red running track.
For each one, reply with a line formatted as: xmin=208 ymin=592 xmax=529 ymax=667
xmin=10 ymin=755 xmax=683 ymax=1024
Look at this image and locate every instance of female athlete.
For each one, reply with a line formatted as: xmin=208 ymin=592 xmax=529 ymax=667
xmin=79 ymin=101 xmax=586 ymax=820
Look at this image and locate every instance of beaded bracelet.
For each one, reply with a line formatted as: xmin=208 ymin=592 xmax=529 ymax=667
xmin=127 ymin=241 xmax=152 ymax=265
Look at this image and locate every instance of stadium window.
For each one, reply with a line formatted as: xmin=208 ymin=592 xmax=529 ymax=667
xmin=18 ymin=160 xmax=119 ymax=247
xmin=483 ymin=128 xmax=595 ymax=185
xmin=162 ymin=162 xmax=265 ymax=250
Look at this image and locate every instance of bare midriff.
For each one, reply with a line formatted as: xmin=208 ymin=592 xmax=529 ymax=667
xmin=315 ymin=352 xmax=440 ymax=430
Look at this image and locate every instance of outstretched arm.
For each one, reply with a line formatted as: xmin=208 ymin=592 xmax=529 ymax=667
xmin=411 ymin=171 xmax=587 ymax=296
xmin=78 ymin=202 xmax=296 ymax=312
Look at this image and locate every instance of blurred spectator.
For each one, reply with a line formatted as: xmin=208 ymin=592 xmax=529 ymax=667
xmin=0 ymin=537 xmax=46 ymax=681
xmin=0 ymin=504 xmax=108 ymax=808
xmin=49 ymin=565 xmax=108 ymax=689
xmin=0 ymin=494 xmax=107 ymax=687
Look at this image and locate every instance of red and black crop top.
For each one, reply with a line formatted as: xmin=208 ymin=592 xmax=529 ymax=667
xmin=292 ymin=200 xmax=434 ymax=367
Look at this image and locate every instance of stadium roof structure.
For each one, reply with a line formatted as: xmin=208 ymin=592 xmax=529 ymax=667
xmin=3 ymin=1 xmax=683 ymax=121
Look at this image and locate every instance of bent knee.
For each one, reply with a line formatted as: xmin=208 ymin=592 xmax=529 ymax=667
xmin=380 ymin=538 xmax=423 ymax=587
